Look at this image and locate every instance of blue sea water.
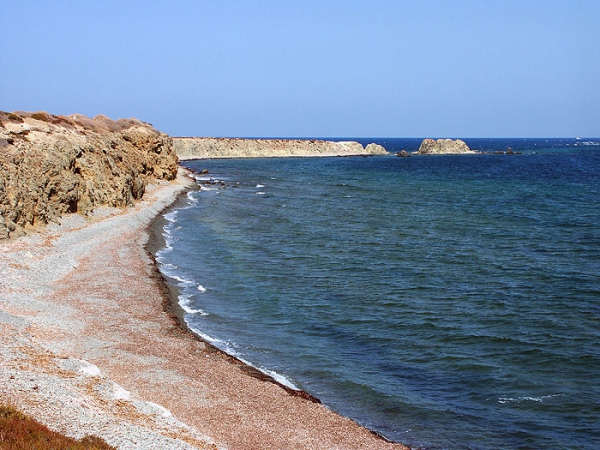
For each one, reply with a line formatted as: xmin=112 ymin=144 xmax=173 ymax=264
xmin=155 ymin=138 xmax=600 ymax=450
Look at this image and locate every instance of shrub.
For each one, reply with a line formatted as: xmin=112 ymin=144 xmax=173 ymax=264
xmin=31 ymin=112 xmax=52 ymax=122
xmin=0 ymin=403 xmax=115 ymax=449
xmin=7 ymin=113 xmax=24 ymax=123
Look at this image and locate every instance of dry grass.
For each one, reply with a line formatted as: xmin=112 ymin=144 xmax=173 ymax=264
xmin=0 ymin=404 xmax=115 ymax=449
xmin=31 ymin=112 xmax=52 ymax=122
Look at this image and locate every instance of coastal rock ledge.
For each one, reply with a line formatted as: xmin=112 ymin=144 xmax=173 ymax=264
xmin=0 ymin=111 xmax=178 ymax=239
xmin=174 ymin=137 xmax=388 ymax=159
xmin=416 ymin=138 xmax=475 ymax=154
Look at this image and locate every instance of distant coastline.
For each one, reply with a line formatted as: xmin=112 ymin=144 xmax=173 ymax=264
xmin=173 ymin=136 xmax=388 ymax=159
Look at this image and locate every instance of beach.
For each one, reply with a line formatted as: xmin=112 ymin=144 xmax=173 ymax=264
xmin=0 ymin=168 xmax=408 ymax=449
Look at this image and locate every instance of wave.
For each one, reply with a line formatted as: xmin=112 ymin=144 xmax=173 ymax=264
xmin=186 ymin=190 xmax=200 ymax=205
xmin=185 ymin=325 xmax=238 ymax=356
xmin=498 ymin=393 xmax=564 ymax=404
xmin=178 ymin=293 xmax=208 ymax=315
xmin=245 ymin=360 xmax=300 ymax=390
xmin=156 ymin=210 xmax=181 ymax=257
xmin=163 ymin=210 xmax=179 ymax=223
xmin=157 ymin=255 xmax=210 ymax=315
xmin=155 ymin=178 xmax=201 ymax=259
xmin=185 ymin=320 xmax=299 ymax=390
xmin=159 ymin=263 xmax=190 ymax=284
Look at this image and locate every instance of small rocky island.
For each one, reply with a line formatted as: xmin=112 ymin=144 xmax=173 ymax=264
xmin=416 ymin=138 xmax=476 ymax=154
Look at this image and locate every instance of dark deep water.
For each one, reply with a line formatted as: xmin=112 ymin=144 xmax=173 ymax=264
xmin=155 ymin=138 xmax=600 ymax=449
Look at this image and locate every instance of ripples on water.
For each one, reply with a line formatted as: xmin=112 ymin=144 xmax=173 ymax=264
xmin=156 ymin=139 xmax=600 ymax=449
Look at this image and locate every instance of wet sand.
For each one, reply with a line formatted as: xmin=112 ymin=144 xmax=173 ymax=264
xmin=0 ymin=168 xmax=409 ymax=449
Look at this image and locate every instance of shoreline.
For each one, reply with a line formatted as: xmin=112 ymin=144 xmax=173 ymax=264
xmin=0 ymin=167 xmax=409 ymax=449
xmin=144 ymin=182 xmax=323 ymax=404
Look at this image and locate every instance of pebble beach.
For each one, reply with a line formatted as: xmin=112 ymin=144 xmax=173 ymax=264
xmin=0 ymin=168 xmax=408 ymax=450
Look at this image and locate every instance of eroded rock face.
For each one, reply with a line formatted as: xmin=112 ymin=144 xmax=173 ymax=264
xmin=416 ymin=138 xmax=474 ymax=154
xmin=174 ymin=137 xmax=388 ymax=159
xmin=0 ymin=111 xmax=178 ymax=239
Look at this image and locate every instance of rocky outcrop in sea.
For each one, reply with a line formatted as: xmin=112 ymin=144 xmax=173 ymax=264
xmin=416 ymin=138 xmax=475 ymax=154
xmin=174 ymin=137 xmax=388 ymax=159
xmin=0 ymin=111 xmax=178 ymax=239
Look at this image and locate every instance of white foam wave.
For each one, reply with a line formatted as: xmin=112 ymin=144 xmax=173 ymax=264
xmin=184 ymin=324 xmax=299 ymax=391
xmin=158 ymin=235 xmax=173 ymax=253
xmin=256 ymin=192 xmax=266 ymax=195
xmin=186 ymin=190 xmax=200 ymax=206
xmin=256 ymin=184 xmax=265 ymax=188
xmin=498 ymin=393 xmax=563 ymax=404
xmin=179 ymin=294 xmax=208 ymax=315
xmin=258 ymin=366 xmax=299 ymax=390
xmin=154 ymin=251 xmax=169 ymax=263
xmin=187 ymin=326 xmax=236 ymax=355
xmin=159 ymin=219 xmax=182 ymax=252
xmin=159 ymin=263 xmax=183 ymax=279
xmin=162 ymin=226 xmax=173 ymax=239
xmin=172 ymin=274 xmax=196 ymax=287
xmin=163 ymin=211 xmax=178 ymax=223
xmin=233 ymin=356 xmax=298 ymax=390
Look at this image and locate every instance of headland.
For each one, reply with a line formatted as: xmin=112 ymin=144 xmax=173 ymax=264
xmin=174 ymin=136 xmax=388 ymax=159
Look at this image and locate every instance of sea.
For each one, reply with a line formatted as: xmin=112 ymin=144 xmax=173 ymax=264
xmin=154 ymin=138 xmax=600 ymax=450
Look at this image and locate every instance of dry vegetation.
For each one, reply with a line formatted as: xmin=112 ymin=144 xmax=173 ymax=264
xmin=0 ymin=404 xmax=115 ymax=449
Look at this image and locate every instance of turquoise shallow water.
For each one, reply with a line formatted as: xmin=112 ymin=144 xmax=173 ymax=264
xmin=156 ymin=139 xmax=600 ymax=449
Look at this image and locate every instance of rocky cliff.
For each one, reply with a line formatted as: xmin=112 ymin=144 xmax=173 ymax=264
xmin=174 ymin=137 xmax=388 ymax=159
xmin=0 ymin=111 xmax=178 ymax=239
xmin=416 ymin=138 xmax=475 ymax=154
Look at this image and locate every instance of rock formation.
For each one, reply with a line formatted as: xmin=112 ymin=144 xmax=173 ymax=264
xmin=416 ymin=138 xmax=475 ymax=154
xmin=365 ymin=143 xmax=387 ymax=155
xmin=174 ymin=137 xmax=388 ymax=159
xmin=0 ymin=111 xmax=178 ymax=239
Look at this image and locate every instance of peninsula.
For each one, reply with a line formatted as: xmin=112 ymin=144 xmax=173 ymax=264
xmin=174 ymin=137 xmax=388 ymax=159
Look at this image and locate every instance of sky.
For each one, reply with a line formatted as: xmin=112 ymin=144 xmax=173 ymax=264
xmin=1 ymin=1 xmax=598 ymax=138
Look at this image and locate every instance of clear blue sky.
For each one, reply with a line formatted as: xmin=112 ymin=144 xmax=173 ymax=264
xmin=1 ymin=1 xmax=598 ymax=138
